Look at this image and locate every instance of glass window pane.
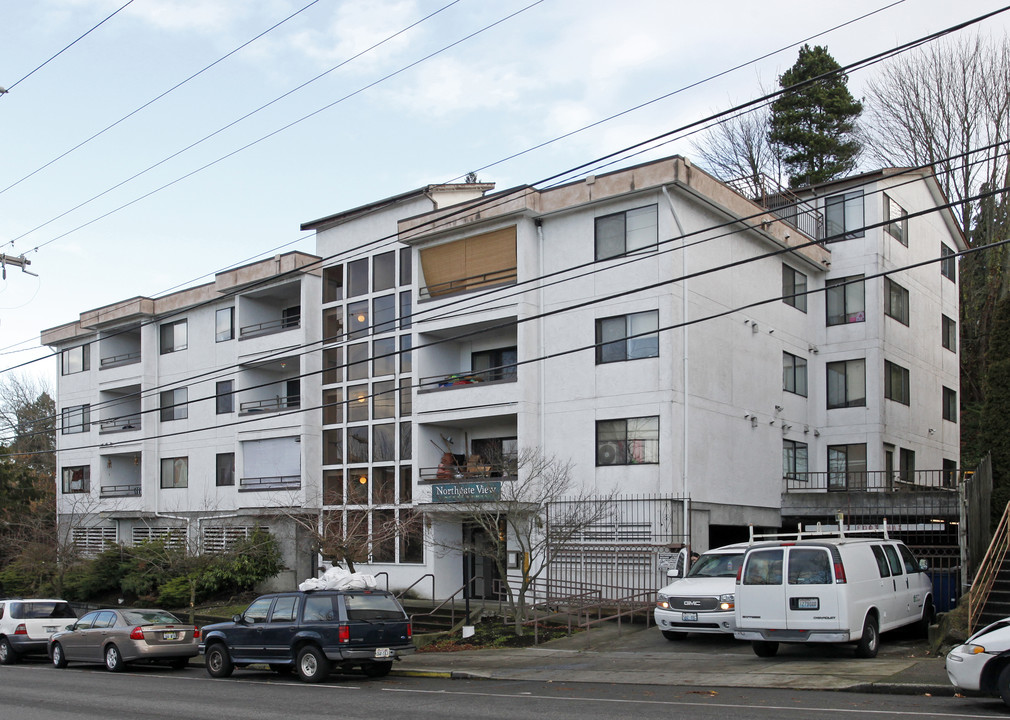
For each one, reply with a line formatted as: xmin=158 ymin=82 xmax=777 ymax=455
xmin=400 ymin=290 xmax=412 ymax=330
xmin=216 ymin=308 xmax=234 ymax=342
xmin=399 ymin=466 xmax=412 ymax=502
xmin=373 ymin=338 xmax=395 ymax=377
xmin=323 ymin=264 xmax=343 ymax=303
xmin=627 ymin=311 xmax=658 ymax=359
xmin=373 ymin=252 xmax=395 ymax=292
xmin=323 ymin=429 xmax=343 ymax=465
xmin=347 ymin=427 xmax=369 ymax=464
xmin=323 ymin=347 xmax=343 ymax=384
xmin=373 ymin=467 xmax=395 ymax=503
xmin=348 ymin=385 xmax=369 ymax=422
xmin=323 ymin=469 xmax=343 ymax=504
xmin=323 ymin=307 xmax=344 ymax=344
xmin=348 ymin=259 xmax=368 ymax=298
xmin=373 ymin=380 xmax=395 ymax=419
xmin=399 ymin=247 xmax=411 ymax=287
xmin=400 ymin=335 xmax=412 ymax=373
xmin=625 ymin=205 xmax=657 ymax=252
xmin=373 ymin=425 xmax=395 ymax=463
xmin=348 ymin=343 xmax=369 ymax=380
xmin=399 ymin=422 xmax=411 ymax=460
xmin=347 ymin=301 xmax=369 ymax=340
xmin=323 ymin=388 xmax=342 ymax=425
xmin=595 ymin=214 xmax=625 ymax=260
xmin=373 ymin=295 xmax=396 ymax=334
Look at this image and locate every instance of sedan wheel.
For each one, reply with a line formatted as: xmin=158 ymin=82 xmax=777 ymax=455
xmin=52 ymin=642 xmax=68 ymax=669
xmin=105 ymin=644 xmax=126 ymax=672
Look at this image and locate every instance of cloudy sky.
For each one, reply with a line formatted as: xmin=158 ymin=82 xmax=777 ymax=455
xmin=0 ymin=0 xmax=1005 ymax=385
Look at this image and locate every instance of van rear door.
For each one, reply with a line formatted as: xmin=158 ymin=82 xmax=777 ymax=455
xmin=784 ymin=547 xmax=840 ymax=631
xmin=739 ymin=548 xmax=787 ymax=629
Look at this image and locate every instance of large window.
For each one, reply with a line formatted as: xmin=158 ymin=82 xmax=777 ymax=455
xmin=215 ymin=308 xmax=234 ymax=342
xmin=596 ymin=311 xmax=658 ymax=363
xmin=160 ymin=457 xmax=189 ymax=489
xmin=942 ymin=314 xmax=957 ymax=352
xmin=160 ymin=320 xmax=187 ymax=354
xmin=61 ymin=344 xmax=90 ymax=375
xmin=348 ymin=258 xmax=368 ymax=298
xmin=941 ymin=243 xmax=956 ymax=281
xmin=216 ymin=453 xmax=235 ymax=486
xmin=884 ymin=278 xmax=909 ymax=326
xmin=783 ymin=440 xmax=808 ymax=479
xmin=828 ymin=443 xmax=867 ymax=490
xmin=943 ymin=386 xmax=958 ymax=422
xmin=824 ymin=190 xmax=864 ymax=239
xmin=827 ymin=359 xmax=866 ymax=409
xmin=782 ymin=265 xmax=807 ymax=312
xmin=826 ymin=275 xmax=864 ymax=325
xmin=373 ymin=251 xmax=395 ymax=292
xmin=373 ymin=295 xmax=396 ymax=334
xmin=216 ymin=380 xmax=234 ymax=415
xmin=884 ymin=360 xmax=910 ymax=405
xmin=595 ymin=205 xmax=658 ymax=260
xmin=783 ymin=352 xmax=807 ymax=396
xmin=61 ymin=466 xmax=90 ymax=494
xmin=160 ymin=388 xmax=188 ymax=421
xmin=61 ymin=404 xmax=90 ymax=434
xmin=323 ymin=264 xmax=343 ymax=303
xmin=884 ymin=194 xmax=908 ymax=246
xmin=596 ymin=416 xmax=659 ymax=466
xmin=472 ymin=347 xmax=518 ymax=381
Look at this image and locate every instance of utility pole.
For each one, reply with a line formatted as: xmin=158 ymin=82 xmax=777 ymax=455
xmin=0 ymin=253 xmax=36 ymax=279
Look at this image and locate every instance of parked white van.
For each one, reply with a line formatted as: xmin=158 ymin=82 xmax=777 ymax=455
xmin=655 ymin=543 xmax=748 ymax=639
xmin=733 ymin=526 xmax=933 ymax=658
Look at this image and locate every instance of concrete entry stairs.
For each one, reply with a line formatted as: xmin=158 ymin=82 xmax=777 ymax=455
xmin=979 ymin=556 xmax=1010 ymax=628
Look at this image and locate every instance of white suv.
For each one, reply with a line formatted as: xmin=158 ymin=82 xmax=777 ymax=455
xmin=654 ymin=544 xmax=747 ymax=639
xmin=0 ymin=599 xmax=77 ymax=664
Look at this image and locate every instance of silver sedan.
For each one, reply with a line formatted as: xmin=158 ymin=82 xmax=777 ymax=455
xmin=49 ymin=608 xmax=199 ymax=671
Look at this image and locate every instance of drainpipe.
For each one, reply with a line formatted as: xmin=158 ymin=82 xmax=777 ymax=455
xmin=536 ymin=219 xmax=546 ymax=452
xmin=661 ymin=186 xmax=690 ymax=561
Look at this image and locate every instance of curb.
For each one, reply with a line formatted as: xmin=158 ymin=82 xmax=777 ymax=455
xmin=391 ymin=670 xmax=454 ymax=679
xmin=843 ymin=682 xmax=958 ymax=697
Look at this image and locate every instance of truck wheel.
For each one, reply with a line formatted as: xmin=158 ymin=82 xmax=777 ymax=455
xmin=296 ymin=645 xmax=331 ymax=683
xmin=855 ymin=615 xmax=879 ymax=658
xmin=205 ymin=643 xmax=234 ymax=678
xmin=751 ymin=641 xmax=779 ymax=658
xmin=662 ymin=630 xmax=687 ymax=641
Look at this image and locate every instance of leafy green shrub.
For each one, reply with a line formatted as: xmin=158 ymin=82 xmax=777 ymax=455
xmin=158 ymin=576 xmax=193 ymax=607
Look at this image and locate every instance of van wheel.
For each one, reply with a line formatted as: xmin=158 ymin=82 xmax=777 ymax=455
xmin=752 ymin=641 xmax=779 ymax=658
xmin=918 ymin=599 xmax=935 ymax=637
xmin=855 ymin=615 xmax=879 ymax=658
xmin=997 ymin=663 xmax=1010 ymax=707
xmin=662 ymin=630 xmax=687 ymax=641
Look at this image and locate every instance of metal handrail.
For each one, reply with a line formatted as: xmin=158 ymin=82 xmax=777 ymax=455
xmin=420 ymin=267 xmax=517 ymax=299
xmin=99 ymin=351 xmax=141 ymax=368
xmin=238 ymin=475 xmax=301 ymax=491
xmin=408 ymin=576 xmax=484 ymax=630
xmin=239 ymin=316 xmax=301 ymax=338
xmin=969 ymin=501 xmax=1010 ymax=633
xmin=372 ymin=571 xmax=389 ymax=592
xmin=395 ymin=573 xmax=435 ymax=602
xmin=785 ymin=469 xmax=959 ymax=492
xmin=99 ymin=416 xmax=141 ymax=432
xmin=239 ymin=395 xmax=300 ymax=413
xmin=100 ymin=484 xmax=142 ymax=497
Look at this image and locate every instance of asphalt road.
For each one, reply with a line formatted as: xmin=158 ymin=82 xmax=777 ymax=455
xmin=0 ymin=659 xmax=1005 ymax=720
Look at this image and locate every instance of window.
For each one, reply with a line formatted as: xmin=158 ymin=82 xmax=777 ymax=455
xmin=783 ymin=352 xmax=808 ymax=397
xmin=399 ymin=247 xmax=412 ymax=287
xmin=400 ymin=335 xmax=412 ymax=374
xmin=373 ymin=381 xmax=395 ymax=419
xmin=323 ymin=469 xmax=343 ymax=504
xmin=942 ymin=314 xmax=957 ymax=352
xmin=596 ymin=311 xmax=658 ymax=363
xmin=871 ymin=545 xmax=891 ymax=577
xmin=348 ymin=258 xmax=368 ymax=297
xmin=323 ymin=264 xmax=343 ymax=303
xmin=943 ymin=386 xmax=957 ymax=422
xmin=594 ymin=205 xmax=658 ymax=260
xmin=160 ymin=320 xmax=187 ymax=354
xmin=826 ymin=275 xmax=865 ymax=325
xmin=348 ymin=343 xmax=369 ymax=380
xmin=373 ymin=338 xmax=395 ymax=377
xmin=281 ymin=305 xmax=300 ymax=329
xmin=400 ymin=381 xmax=412 ymax=416
xmin=782 ymin=440 xmax=808 ymax=478
xmin=827 ymin=359 xmax=866 ymax=408
xmin=61 ymin=344 xmax=90 ymax=375
xmin=323 ymin=307 xmax=344 ymax=343
xmin=788 ymin=548 xmax=832 ymax=585
xmin=270 ymin=596 xmax=298 ymax=623
xmin=61 ymin=404 xmax=90 ymax=434
xmin=323 ymin=388 xmax=343 ymax=426
xmin=782 ymin=265 xmax=807 ymax=312
xmin=216 ymin=380 xmax=234 ymax=414
xmin=884 ymin=194 xmax=908 ymax=246
xmin=348 ymin=385 xmax=368 ymax=422
xmin=373 ymin=251 xmax=395 ymax=291
xmin=941 ymin=243 xmax=956 ymax=281
xmin=347 ymin=300 xmax=368 ymax=339
xmin=900 ymin=447 xmax=915 ymax=485
xmin=884 ymin=278 xmax=909 ymax=326
xmin=160 ymin=388 xmax=188 ymax=421
xmin=824 ymin=190 xmax=864 ymax=239
xmin=216 ymin=453 xmax=235 ymax=486
xmin=884 ymin=360 xmax=910 ymax=405
xmin=373 ymin=425 xmax=395 ymax=462
xmin=347 ymin=426 xmax=368 ymax=464
xmin=472 ymin=346 xmax=518 ymax=381
xmin=400 ymin=422 xmax=411 ymax=460
xmin=215 ymin=308 xmax=234 ymax=342
xmin=743 ymin=549 xmax=783 ymax=585
xmin=323 ymin=347 xmax=342 ymax=384
xmin=596 ymin=416 xmax=659 ymax=466
xmin=400 ymin=290 xmax=412 ymax=330
xmin=61 ymin=466 xmax=90 ymax=494
xmin=323 ymin=429 xmax=343 ymax=465
xmin=373 ymin=295 xmax=395 ymax=334
xmin=160 ymin=457 xmax=188 ymax=489
xmin=828 ymin=443 xmax=867 ymax=490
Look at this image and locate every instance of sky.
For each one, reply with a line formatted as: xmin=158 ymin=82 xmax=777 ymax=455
xmin=0 ymin=0 xmax=1006 ymax=388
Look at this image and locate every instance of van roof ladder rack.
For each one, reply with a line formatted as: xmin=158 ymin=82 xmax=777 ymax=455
xmin=748 ymin=514 xmax=890 ymax=543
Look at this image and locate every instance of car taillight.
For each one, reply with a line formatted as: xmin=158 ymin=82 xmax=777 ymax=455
xmin=14 ymin=624 xmax=26 ymax=635
xmin=407 ymin=623 xmax=412 ymax=639
xmin=338 ymin=624 xmax=350 ymax=644
xmin=736 ymin=565 xmax=743 ymax=582
xmin=834 ymin=561 xmax=847 ymax=584
xmin=129 ymin=627 xmax=145 ymax=640
xmin=193 ymin=626 xmax=201 ymax=639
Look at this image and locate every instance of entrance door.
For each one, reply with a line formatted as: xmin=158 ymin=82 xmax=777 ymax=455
xmin=463 ymin=523 xmax=502 ymax=600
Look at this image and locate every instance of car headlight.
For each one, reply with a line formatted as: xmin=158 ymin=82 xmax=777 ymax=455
xmin=718 ymin=593 xmax=735 ymax=611
xmin=656 ymin=594 xmax=670 ymax=610
xmin=963 ymin=644 xmax=987 ymax=655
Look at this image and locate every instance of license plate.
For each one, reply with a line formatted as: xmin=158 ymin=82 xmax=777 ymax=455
xmin=374 ymin=648 xmax=391 ymax=658
xmin=796 ymin=598 xmax=819 ymax=610
xmin=682 ymin=612 xmax=698 ymax=622
xmin=162 ymin=632 xmax=178 ymax=640
xmin=44 ymin=626 xmax=58 ymax=634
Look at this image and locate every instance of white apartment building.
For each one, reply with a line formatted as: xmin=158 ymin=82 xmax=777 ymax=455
xmin=44 ymin=155 xmax=963 ymax=600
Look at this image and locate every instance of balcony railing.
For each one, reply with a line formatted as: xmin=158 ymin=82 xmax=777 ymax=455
xmin=420 ymin=267 xmax=517 ymax=300
xmin=419 ymin=367 xmax=517 ymax=392
xmin=239 ymin=315 xmax=301 ymax=339
xmin=100 ymin=352 xmax=141 ymax=369
xmin=419 ymin=461 xmax=516 ymax=482
xmin=99 ymin=416 xmax=141 ymax=433
xmin=785 ymin=469 xmax=959 ymax=493
xmin=239 ymin=475 xmax=301 ymax=492
xmin=724 ymin=173 xmax=824 ymax=241
xmin=101 ymin=484 xmax=142 ymax=498
xmin=239 ymin=395 xmax=301 ymax=415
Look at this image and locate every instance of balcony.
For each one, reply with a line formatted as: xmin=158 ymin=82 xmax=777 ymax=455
xmin=100 ymin=351 xmax=141 ymax=369
xmin=784 ymin=469 xmax=959 ymax=493
xmin=237 ymin=280 xmax=302 ymax=341
xmin=724 ymin=173 xmax=824 ymax=241
xmin=240 ymin=314 xmax=300 ymax=339
xmin=98 ymin=384 xmax=142 ymax=434
xmin=239 ymin=475 xmax=301 ymax=492
xmin=99 ymin=326 xmax=142 ymax=370
xmin=98 ymin=415 xmax=141 ymax=434
xmin=419 ymin=366 xmax=517 ymax=393
xmin=419 ymin=459 xmax=515 ymax=482
xmin=239 ymin=394 xmax=301 ymax=415
xmin=420 ymin=267 xmax=517 ymax=300
xmin=99 ymin=452 xmax=141 ymax=499
xmin=101 ymin=483 xmax=142 ymax=498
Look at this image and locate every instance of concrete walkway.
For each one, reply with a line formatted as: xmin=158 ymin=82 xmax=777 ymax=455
xmin=394 ymin=622 xmax=953 ymax=695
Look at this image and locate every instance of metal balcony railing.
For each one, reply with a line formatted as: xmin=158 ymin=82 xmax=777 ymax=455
xmin=418 ymin=367 xmax=517 ymax=392
xmin=724 ymin=173 xmax=824 ymax=241
xmin=784 ymin=469 xmax=959 ymax=492
xmin=239 ymin=315 xmax=301 ymax=339
xmin=100 ymin=484 xmax=142 ymax=498
xmin=99 ymin=351 xmax=141 ymax=369
xmin=419 ymin=461 xmax=516 ymax=482
xmin=239 ymin=395 xmax=300 ymax=414
xmin=238 ymin=475 xmax=301 ymax=492
xmin=98 ymin=416 xmax=141 ymax=433
xmin=420 ymin=267 xmax=517 ymax=300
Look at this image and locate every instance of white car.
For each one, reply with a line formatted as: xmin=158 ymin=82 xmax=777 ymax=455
xmin=0 ymin=598 xmax=77 ymax=664
xmin=654 ymin=544 xmax=747 ymax=640
xmin=947 ymin=618 xmax=1010 ymax=705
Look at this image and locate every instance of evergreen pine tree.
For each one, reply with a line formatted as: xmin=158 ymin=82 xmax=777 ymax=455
xmin=768 ymin=45 xmax=863 ymax=188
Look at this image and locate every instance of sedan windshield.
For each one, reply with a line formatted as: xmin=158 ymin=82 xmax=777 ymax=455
xmin=687 ymin=552 xmax=744 ymax=578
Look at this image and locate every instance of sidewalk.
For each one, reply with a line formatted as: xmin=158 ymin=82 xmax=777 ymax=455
xmin=393 ymin=622 xmax=953 ymax=695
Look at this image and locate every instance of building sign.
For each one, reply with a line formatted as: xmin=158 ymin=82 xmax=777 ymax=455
xmin=432 ymin=481 xmax=502 ymax=503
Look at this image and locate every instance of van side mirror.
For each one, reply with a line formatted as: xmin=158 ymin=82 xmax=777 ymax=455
xmin=918 ymin=559 xmax=929 ymax=572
